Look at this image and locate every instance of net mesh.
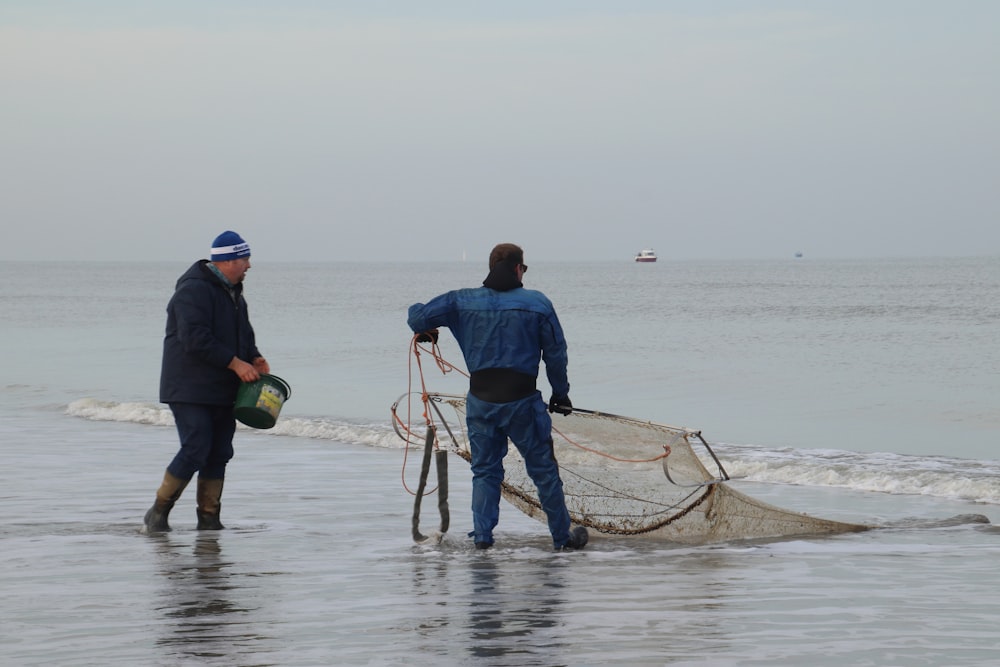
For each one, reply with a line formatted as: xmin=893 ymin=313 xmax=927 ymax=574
xmin=425 ymin=393 xmax=868 ymax=543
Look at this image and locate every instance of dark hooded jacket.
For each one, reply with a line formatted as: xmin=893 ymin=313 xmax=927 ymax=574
xmin=159 ymin=260 xmax=262 ymax=406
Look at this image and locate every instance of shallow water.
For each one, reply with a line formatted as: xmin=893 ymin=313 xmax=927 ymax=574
xmin=3 ymin=408 xmax=1000 ymax=666
xmin=3 ymin=258 xmax=1000 ymax=665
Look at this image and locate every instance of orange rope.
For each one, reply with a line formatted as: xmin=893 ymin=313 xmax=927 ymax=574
xmin=399 ymin=340 xmax=673 ymax=472
xmin=551 ymin=424 xmax=673 ymax=463
xmin=398 ymin=335 xmax=470 ymax=497
xmin=395 ymin=341 xmax=732 ymax=536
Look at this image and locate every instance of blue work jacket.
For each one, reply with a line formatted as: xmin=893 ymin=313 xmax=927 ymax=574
xmin=408 ymin=285 xmax=570 ymax=398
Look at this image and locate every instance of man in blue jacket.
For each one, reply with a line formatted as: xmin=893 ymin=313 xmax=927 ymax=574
xmin=143 ymin=231 xmax=269 ymax=534
xmin=408 ymin=243 xmax=588 ymax=551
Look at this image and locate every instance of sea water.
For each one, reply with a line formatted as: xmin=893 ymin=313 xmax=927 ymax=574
xmin=2 ymin=257 xmax=999 ymax=666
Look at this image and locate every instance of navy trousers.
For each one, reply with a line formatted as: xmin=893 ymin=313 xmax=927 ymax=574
xmin=465 ymin=391 xmax=572 ymax=548
xmin=166 ymin=403 xmax=236 ymax=481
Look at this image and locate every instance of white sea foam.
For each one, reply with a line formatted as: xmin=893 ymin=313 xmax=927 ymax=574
xmin=728 ymin=459 xmax=1000 ymax=504
xmin=66 ymin=398 xmax=175 ymax=427
xmin=720 ymin=442 xmax=1000 ymax=504
xmin=66 ymin=398 xmax=404 ymax=450
xmin=66 ymin=397 xmax=1000 ymax=506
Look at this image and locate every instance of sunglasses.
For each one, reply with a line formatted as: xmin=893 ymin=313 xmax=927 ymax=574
xmin=519 ymin=264 xmax=528 ymax=273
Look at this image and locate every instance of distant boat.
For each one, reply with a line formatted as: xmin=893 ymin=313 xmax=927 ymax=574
xmin=795 ymin=252 xmax=803 ymax=258
xmin=634 ymin=248 xmax=657 ymax=263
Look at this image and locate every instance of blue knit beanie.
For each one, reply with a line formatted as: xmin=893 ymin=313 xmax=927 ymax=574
xmin=210 ymin=231 xmax=251 ymax=261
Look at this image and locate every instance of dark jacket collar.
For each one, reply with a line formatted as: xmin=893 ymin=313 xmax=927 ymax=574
xmin=482 ymin=259 xmax=522 ymax=292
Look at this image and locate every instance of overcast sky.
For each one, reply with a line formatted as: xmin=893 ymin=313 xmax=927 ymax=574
xmin=2 ymin=1 xmax=998 ymax=262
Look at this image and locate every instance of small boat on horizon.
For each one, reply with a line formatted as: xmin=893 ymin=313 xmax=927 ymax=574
xmin=635 ymin=248 xmax=657 ymax=263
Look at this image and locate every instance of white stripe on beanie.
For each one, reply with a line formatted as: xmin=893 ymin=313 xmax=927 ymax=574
xmin=211 ymin=243 xmax=250 ymax=256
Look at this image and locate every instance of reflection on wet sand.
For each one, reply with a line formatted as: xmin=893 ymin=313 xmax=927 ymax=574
xmin=151 ymin=533 xmax=272 ymax=664
xmin=466 ymin=557 xmax=567 ymax=664
xmin=411 ymin=550 xmax=569 ymax=666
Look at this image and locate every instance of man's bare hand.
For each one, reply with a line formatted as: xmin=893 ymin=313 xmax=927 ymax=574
xmin=228 ymin=357 xmax=260 ymax=382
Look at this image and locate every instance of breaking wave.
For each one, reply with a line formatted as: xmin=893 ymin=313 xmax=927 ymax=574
xmin=66 ymin=397 xmax=1000 ymax=505
xmin=718 ymin=442 xmax=1000 ymax=505
xmin=66 ymin=398 xmax=403 ymax=450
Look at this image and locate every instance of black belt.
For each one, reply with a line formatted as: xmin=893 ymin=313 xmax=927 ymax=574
xmin=469 ymin=368 xmax=536 ymax=404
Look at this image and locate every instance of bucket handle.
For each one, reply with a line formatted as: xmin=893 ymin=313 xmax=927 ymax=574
xmin=261 ymin=373 xmax=291 ymax=400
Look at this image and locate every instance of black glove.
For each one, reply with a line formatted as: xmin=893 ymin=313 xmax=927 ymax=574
xmin=415 ymin=329 xmax=439 ymax=344
xmin=548 ymin=395 xmax=573 ymax=416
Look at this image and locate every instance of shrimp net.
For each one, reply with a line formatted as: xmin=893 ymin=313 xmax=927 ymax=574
xmin=404 ymin=393 xmax=868 ymax=544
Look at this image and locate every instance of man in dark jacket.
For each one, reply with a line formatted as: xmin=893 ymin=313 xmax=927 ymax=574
xmin=407 ymin=243 xmax=588 ymax=551
xmin=143 ymin=230 xmax=269 ymax=534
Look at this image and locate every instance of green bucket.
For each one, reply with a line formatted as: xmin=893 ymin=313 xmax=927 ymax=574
xmin=234 ymin=373 xmax=291 ymax=429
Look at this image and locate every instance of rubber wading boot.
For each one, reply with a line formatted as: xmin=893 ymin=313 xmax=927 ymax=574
xmin=556 ymin=525 xmax=589 ymax=552
xmin=143 ymin=470 xmax=190 ymax=534
xmin=196 ymin=477 xmax=225 ymax=530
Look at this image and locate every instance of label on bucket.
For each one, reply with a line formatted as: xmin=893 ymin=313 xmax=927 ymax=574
xmin=256 ymin=384 xmax=285 ymax=419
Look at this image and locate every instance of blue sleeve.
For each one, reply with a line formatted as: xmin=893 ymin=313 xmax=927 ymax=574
xmin=408 ymin=291 xmax=456 ymax=333
xmin=540 ymin=305 xmax=570 ymax=399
